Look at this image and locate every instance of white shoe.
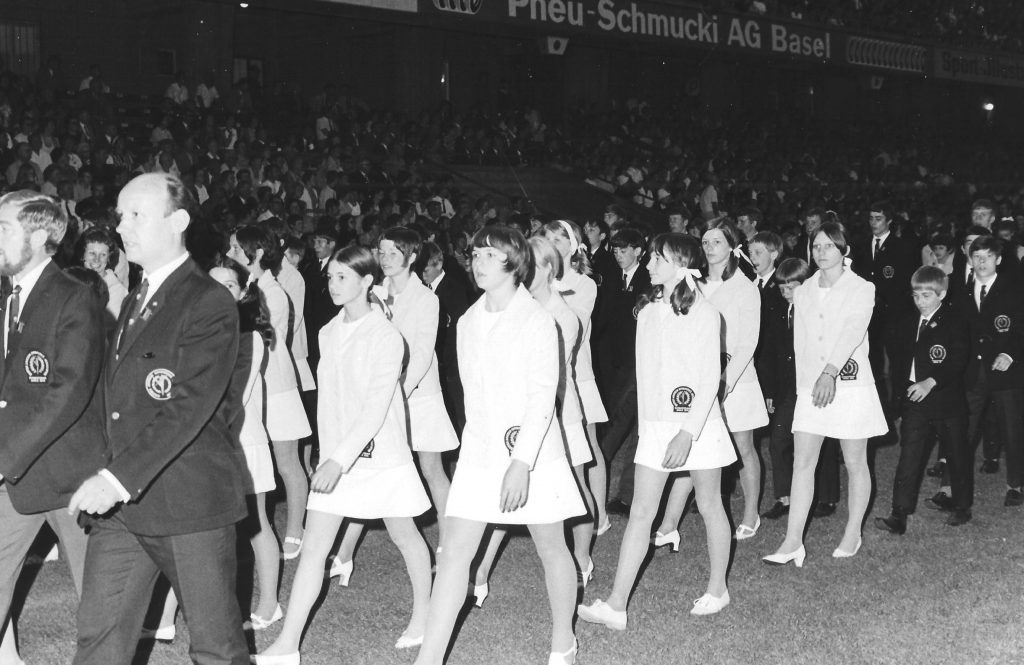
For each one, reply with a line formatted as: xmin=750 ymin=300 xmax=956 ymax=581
xmin=832 ymin=537 xmax=862 ymax=559
xmin=44 ymin=545 xmax=59 ymax=562
xmin=653 ymin=530 xmax=680 ymax=552
xmin=577 ymin=599 xmax=627 ymax=631
xmin=581 ymin=559 xmax=594 ymax=588
xmin=734 ymin=518 xmax=761 ymax=541
xmin=252 ymin=652 xmax=300 ymax=665
xmin=153 ymin=624 xmax=175 ymax=642
xmin=249 ymin=604 xmax=283 ymax=631
xmin=547 ymin=638 xmax=577 ymax=665
xmin=329 ymin=557 xmax=353 ymax=586
xmin=473 ymin=582 xmax=489 ymax=608
xmin=690 ymin=590 xmax=730 ymax=616
xmin=762 ymin=545 xmax=806 ymax=568
xmin=394 ymin=633 xmax=424 ymax=649
xmin=596 ymin=519 xmax=612 ymax=536
xmin=281 ymin=537 xmax=303 ymax=560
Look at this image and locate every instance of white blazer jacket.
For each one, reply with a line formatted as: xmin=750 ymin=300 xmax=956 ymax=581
xmin=705 ymin=271 xmax=761 ymax=392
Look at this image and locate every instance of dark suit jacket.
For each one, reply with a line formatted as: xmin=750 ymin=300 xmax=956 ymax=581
xmin=103 ymin=258 xmax=246 ymax=536
xmin=955 ymin=275 xmax=1024 ymax=392
xmin=432 ymin=271 xmax=469 ymax=381
xmin=594 ymin=264 xmax=651 ymax=375
xmin=301 ymin=258 xmax=340 ymax=366
xmin=886 ymin=302 xmax=969 ymax=418
xmin=589 ymin=245 xmax=619 ymax=291
xmin=754 ymin=272 xmax=783 ymax=380
xmin=0 ymin=262 xmax=108 ymax=513
xmin=855 ymin=233 xmax=919 ymax=323
xmin=759 ymin=301 xmax=796 ymax=403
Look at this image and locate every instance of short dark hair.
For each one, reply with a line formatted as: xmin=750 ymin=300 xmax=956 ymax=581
xmin=972 ymin=198 xmax=995 ymax=212
xmin=610 ymin=227 xmax=644 ymax=250
xmin=234 ymin=225 xmax=283 ymax=274
xmin=751 ymin=230 xmax=783 ymax=255
xmin=736 ymin=207 xmax=763 ymax=225
xmin=380 ymin=226 xmax=422 ymax=261
xmin=969 ymin=235 xmax=1002 ymax=256
xmin=911 ymin=265 xmax=948 ymax=293
xmin=814 ymin=221 xmax=850 ymax=256
xmin=472 ymin=226 xmax=533 ymax=286
xmin=869 ymin=200 xmax=894 ymax=221
xmin=776 ymin=257 xmax=810 ymax=284
xmin=928 ymin=232 xmax=956 ymax=251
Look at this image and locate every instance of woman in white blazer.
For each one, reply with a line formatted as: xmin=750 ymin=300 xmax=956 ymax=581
xmin=579 ymin=233 xmax=736 ymax=626
xmin=330 ymin=227 xmax=460 ymax=585
xmin=764 ymin=222 xmax=886 ymax=568
xmin=656 ymin=221 xmax=769 ymax=544
xmin=275 ymin=254 xmax=316 ymax=391
xmin=229 ymin=227 xmax=312 ymax=561
xmin=471 ymin=237 xmax=597 ymax=608
xmin=413 ymin=228 xmax=584 ymax=665
xmin=256 ymin=246 xmax=432 ymax=665
xmin=543 ymin=219 xmax=611 ymax=534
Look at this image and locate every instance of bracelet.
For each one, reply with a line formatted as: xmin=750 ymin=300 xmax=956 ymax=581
xmin=821 ymin=369 xmax=838 ymax=380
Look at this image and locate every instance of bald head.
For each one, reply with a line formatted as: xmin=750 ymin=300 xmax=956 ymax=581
xmin=116 ymin=173 xmax=191 ymax=273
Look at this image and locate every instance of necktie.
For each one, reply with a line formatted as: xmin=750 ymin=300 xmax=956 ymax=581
xmin=917 ymin=318 xmax=929 ymax=341
xmin=757 ymin=277 xmax=764 ymax=290
xmin=118 ymin=279 xmax=149 ymax=353
xmin=621 ymin=273 xmax=628 ymax=291
xmin=787 ymin=304 xmax=793 ymax=330
xmin=6 ymin=285 xmax=21 ymax=357
xmin=873 ymin=237 xmax=881 ymax=259
xmin=979 ymin=283 xmax=987 ymax=308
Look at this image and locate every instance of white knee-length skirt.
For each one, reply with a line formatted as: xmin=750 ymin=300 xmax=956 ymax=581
xmin=634 ymin=418 xmax=738 ymax=472
xmin=722 ymin=380 xmax=770 ymax=432
xmin=266 ymin=389 xmax=312 ymax=441
xmin=408 ymin=390 xmax=460 ymax=452
xmin=306 ymin=461 xmax=431 ymax=519
xmin=792 ymin=384 xmax=888 ymax=440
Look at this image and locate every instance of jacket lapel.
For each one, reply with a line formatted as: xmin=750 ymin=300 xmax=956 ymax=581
xmin=112 ymin=259 xmax=194 ymax=371
xmin=6 ymin=262 xmax=60 ymax=362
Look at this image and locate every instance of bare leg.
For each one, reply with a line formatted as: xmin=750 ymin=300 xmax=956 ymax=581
xmin=157 ymin=591 xmax=178 ymax=632
xmin=585 ymin=423 xmax=608 ymax=529
xmin=272 ymin=439 xmax=309 ymax=553
xmin=473 ymin=527 xmax=506 ymax=587
xmin=251 ymin=492 xmax=281 ymax=619
xmin=0 ymin=620 xmax=21 ymax=665
xmin=604 ymin=465 xmax=669 ymax=611
xmin=413 ymin=517 xmax=487 ymax=665
xmin=383 ymin=517 xmax=433 ymax=640
xmin=770 ymin=432 xmax=824 ymax=555
xmin=335 ymin=521 xmax=364 ymax=567
xmin=691 ymin=468 xmax=729 ymax=597
xmin=570 ymin=463 xmax=596 ymax=572
xmin=732 ymin=430 xmax=761 ymax=528
xmin=417 ymin=451 xmax=451 ymax=547
xmin=261 ymin=510 xmax=344 ymax=656
xmin=527 ymin=522 xmax=577 ymax=655
xmin=838 ymin=438 xmax=870 ymax=552
xmin=654 ymin=474 xmax=692 ymax=536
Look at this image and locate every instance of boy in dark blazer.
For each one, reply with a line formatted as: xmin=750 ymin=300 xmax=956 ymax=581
xmin=950 ymin=235 xmax=1024 ymax=508
xmin=876 ymin=267 xmax=972 ymax=533
xmin=0 ymin=192 xmax=107 ymax=663
xmin=69 ymin=174 xmax=248 ymax=665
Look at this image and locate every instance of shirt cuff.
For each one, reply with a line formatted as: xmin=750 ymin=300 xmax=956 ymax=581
xmin=98 ymin=469 xmax=132 ymax=502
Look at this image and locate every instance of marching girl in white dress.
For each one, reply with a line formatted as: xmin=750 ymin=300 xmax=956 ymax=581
xmin=764 ymin=222 xmax=886 ymax=567
xmin=412 ymin=227 xmax=585 ymax=665
xmin=471 ymin=236 xmax=597 ymax=607
xmin=256 ymin=246 xmax=432 ymax=665
xmin=209 ymin=259 xmax=282 ymax=629
xmin=543 ymin=219 xmax=611 ymax=533
xmin=579 ymin=233 xmax=737 ymax=627
xmin=656 ymin=221 xmax=769 ymax=544
xmin=330 ymin=227 xmax=460 ymax=585
xmin=228 ymin=227 xmax=312 ymax=561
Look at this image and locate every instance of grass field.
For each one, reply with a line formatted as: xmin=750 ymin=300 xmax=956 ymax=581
xmin=12 ymin=441 xmax=1024 ymax=665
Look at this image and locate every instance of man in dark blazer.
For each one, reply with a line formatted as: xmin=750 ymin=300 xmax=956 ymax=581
xmin=855 ymin=201 xmax=920 ymax=425
xmin=594 ymin=228 xmax=650 ymax=513
xmin=420 ymin=240 xmax=470 ymax=432
xmin=69 ymin=173 xmax=248 ymax=665
xmin=877 ymin=267 xmax=972 ymax=533
xmin=952 ymin=235 xmax=1024 ymax=507
xmin=0 ymin=192 xmax=107 ymax=663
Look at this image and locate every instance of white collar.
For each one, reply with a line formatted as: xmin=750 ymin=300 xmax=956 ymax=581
xmin=873 ymin=230 xmax=891 ymax=246
xmin=11 ymin=258 xmax=51 ymax=303
xmin=622 ymin=262 xmax=640 ymax=283
xmin=142 ymin=251 xmax=189 ymax=296
xmin=429 ymin=269 xmax=445 ymax=291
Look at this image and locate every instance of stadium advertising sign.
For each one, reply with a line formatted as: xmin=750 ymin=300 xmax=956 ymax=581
xmin=424 ymin=0 xmax=838 ymax=62
xmin=934 ymin=48 xmax=1024 ymax=89
xmin=322 ymin=0 xmax=419 ymax=10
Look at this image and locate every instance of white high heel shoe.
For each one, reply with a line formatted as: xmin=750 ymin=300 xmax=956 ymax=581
xmin=249 ymin=604 xmax=283 ymax=631
xmin=547 ymin=638 xmax=578 ymax=665
xmin=473 ymin=582 xmax=489 ymax=607
xmin=581 ymin=559 xmax=594 ymax=588
xmin=762 ymin=545 xmax=807 ymax=568
xmin=252 ymin=652 xmax=300 ymax=665
xmin=653 ymin=530 xmax=680 ymax=552
xmin=281 ymin=537 xmax=303 ymax=561
xmin=394 ymin=633 xmax=424 ymax=649
xmin=832 ymin=537 xmax=862 ymax=559
xmin=329 ymin=557 xmax=353 ymax=586
xmin=734 ymin=518 xmax=761 ymax=541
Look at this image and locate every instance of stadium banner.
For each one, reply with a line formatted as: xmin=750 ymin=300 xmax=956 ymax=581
xmin=322 ymin=0 xmax=418 ymax=11
xmin=933 ymin=48 xmax=1024 ymax=89
xmin=420 ymin=0 xmax=841 ymax=62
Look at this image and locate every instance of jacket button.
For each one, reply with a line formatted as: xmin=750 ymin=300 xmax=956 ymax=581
xmin=0 ymin=400 xmax=6 ymax=408
xmin=112 ymin=411 xmax=120 ymax=421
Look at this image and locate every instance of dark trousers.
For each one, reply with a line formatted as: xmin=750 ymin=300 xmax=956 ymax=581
xmin=768 ymin=394 xmax=841 ymax=503
xmin=600 ymin=370 xmax=638 ymax=503
xmin=967 ymin=367 xmax=1024 ymax=488
xmin=74 ymin=514 xmax=248 ymax=665
xmin=893 ymin=407 xmax=971 ymax=514
xmin=868 ymin=319 xmax=897 ymax=424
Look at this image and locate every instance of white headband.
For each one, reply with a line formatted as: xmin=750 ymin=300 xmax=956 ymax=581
xmin=732 ymin=245 xmax=752 ymax=264
xmin=843 ymin=256 xmax=853 ymax=268
xmin=556 ymin=220 xmax=579 ymax=255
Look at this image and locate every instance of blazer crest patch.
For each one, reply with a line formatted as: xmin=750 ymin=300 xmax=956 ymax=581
xmin=504 ymin=426 xmax=520 ymax=455
xmin=929 ymin=345 xmax=947 ymax=363
xmin=839 ymin=359 xmax=859 ymax=381
xmin=360 ymin=439 xmax=375 ymax=458
xmin=995 ymin=315 xmax=1011 ymax=332
xmin=145 ymin=368 xmax=175 ymax=400
xmin=671 ymin=386 xmax=694 ymax=413
xmin=24 ymin=350 xmax=49 ymax=383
